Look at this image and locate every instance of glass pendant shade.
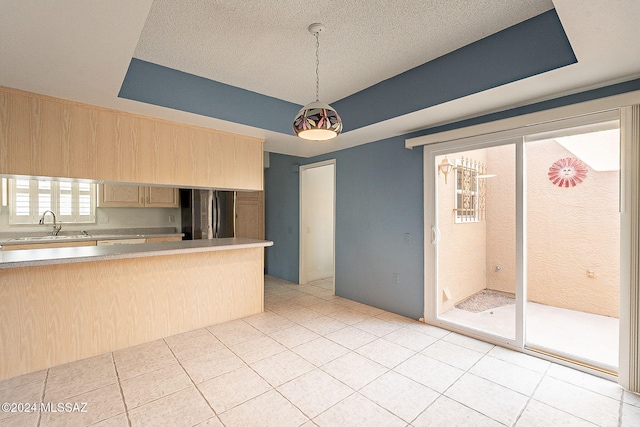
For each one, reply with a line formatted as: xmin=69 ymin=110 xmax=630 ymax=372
xmin=293 ymin=100 xmax=343 ymax=141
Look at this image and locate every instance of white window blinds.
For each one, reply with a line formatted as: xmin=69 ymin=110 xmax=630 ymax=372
xmin=8 ymin=179 xmax=96 ymax=225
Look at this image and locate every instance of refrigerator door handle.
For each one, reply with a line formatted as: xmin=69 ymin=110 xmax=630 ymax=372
xmin=216 ymin=192 xmax=221 ymax=238
xmin=212 ymin=191 xmax=218 ymax=239
xmin=232 ymin=191 xmax=236 ymax=238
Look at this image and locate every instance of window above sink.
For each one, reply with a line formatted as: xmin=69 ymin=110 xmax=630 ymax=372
xmin=7 ymin=178 xmax=96 ymax=225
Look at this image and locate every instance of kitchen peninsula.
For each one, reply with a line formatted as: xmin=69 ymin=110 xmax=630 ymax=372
xmin=0 ymin=238 xmax=272 ymax=380
xmin=0 ymin=86 xmax=269 ymax=381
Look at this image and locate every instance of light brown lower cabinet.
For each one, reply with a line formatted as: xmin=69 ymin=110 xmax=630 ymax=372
xmin=0 ymin=246 xmax=265 ymax=380
xmin=236 ymin=191 xmax=265 ymax=240
xmin=1 ymin=240 xmax=97 ymax=251
xmin=96 ymin=239 xmax=146 ymax=246
xmin=2 ymin=236 xmax=182 ymax=250
xmin=145 ymin=236 xmax=183 ymax=243
xmin=98 ymin=184 xmax=179 ymax=208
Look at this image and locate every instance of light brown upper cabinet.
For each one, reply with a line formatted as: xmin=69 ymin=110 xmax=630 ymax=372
xmin=145 ymin=186 xmax=179 ymax=208
xmin=98 ymin=184 xmax=178 ymax=208
xmin=98 ymin=184 xmax=144 ymax=208
xmin=0 ymin=86 xmax=264 ymax=191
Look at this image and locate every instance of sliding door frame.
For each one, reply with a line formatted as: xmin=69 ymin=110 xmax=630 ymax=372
xmin=422 ymin=108 xmax=626 ymax=380
xmin=619 ymin=105 xmax=640 ymax=390
xmin=424 ymin=136 xmax=524 ymax=350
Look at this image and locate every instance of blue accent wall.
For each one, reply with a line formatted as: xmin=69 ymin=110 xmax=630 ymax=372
xmin=118 ymin=9 xmax=575 ymax=136
xmin=265 ymin=77 xmax=640 ymax=320
xmin=119 ymin=58 xmax=301 ymax=134
xmin=407 ymin=78 xmax=640 ymax=139
xmin=265 ymin=137 xmax=425 ymax=319
xmin=334 ymin=9 xmax=576 ymax=132
xmin=264 ymin=153 xmax=303 ymax=283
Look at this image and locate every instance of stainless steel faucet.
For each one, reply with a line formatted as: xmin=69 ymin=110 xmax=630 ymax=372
xmin=39 ymin=210 xmax=62 ymax=236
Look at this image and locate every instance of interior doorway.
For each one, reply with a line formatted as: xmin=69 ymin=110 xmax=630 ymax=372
xmin=299 ymin=160 xmax=335 ymax=290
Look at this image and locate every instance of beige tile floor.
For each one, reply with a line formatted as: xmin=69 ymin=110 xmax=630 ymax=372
xmin=1 ymin=275 xmax=639 ymax=426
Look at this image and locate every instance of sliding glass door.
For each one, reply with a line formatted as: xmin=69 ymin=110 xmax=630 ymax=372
xmin=524 ymin=125 xmax=620 ymax=370
xmin=434 ymin=144 xmax=518 ymax=342
xmin=425 ymin=116 xmax=621 ymax=372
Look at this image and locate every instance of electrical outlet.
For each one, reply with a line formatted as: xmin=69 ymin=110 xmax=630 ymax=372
xmin=168 ymin=215 xmax=175 ymax=223
xmin=392 ymin=273 xmax=400 ymax=285
xmin=99 ymin=215 xmax=109 ymax=224
xmin=404 ymin=233 xmax=412 ymax=244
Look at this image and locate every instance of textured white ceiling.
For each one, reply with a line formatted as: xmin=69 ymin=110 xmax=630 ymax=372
xmin=134 ymin=0 xmax=554 ymax=104
xmin=1 ymin=0 xmax=639 ymax=158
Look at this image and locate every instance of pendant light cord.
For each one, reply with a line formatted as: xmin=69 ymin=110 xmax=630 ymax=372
xmin=315 ymin=31 xmax=320 ymax=102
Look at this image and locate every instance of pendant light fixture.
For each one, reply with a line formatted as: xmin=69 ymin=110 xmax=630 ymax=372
xmin=293 ymin=23 xmax=343 ymax=141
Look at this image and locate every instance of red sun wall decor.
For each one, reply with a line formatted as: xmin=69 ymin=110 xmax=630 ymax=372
xmin=548 ymin=157 xmax=588 ymax=187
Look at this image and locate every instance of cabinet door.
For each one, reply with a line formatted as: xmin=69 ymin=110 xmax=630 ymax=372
xmin=145 ymin=236 xmax=182 ymax=243
xmin=145 ymin=186 xmax=179 ymax=208
xmin=96 ymin=239 xmax=146 ymax=245
xmin=235 ymin=191 xmax=264 ymax=239
xmin=98 ymin=184 xmax=144 ymax=207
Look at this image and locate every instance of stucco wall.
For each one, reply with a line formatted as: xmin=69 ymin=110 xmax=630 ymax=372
xmin=440 ymin=140 xmax=619 ymax=318
xmin=485 ymin=145 xmax=517 ymax=294
xmin=483 ymin=140 xmax=619 ymax=317
xmin=437 ymin=150 xmax=487 ymax=314
xmin=523 ymin=139 xmax=619 ymax=318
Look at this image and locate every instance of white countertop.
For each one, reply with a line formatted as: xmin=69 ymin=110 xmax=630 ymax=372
xmin=0 ymin=238 xmax=273 ymax=269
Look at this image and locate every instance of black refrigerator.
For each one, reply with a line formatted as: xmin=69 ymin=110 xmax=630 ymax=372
xmin=179 ymin=189 xmax=235 ymax=240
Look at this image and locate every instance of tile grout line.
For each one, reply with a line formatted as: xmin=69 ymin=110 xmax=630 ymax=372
xmin=36 ymin=368 xmax=49 ymax=427
xmin=404 ymin=339 xmax=506 ymax=426
xmin=618 ymin=391 xmax=624 ymax=427
xmin=272 ymin=277 xmax=627 ymax=426
xmin=111 ymin=352 xmax=132 ymax=427
xmin=512 ymin=359 xmax=609 ymax=427
xmin=266 ymin=282 xmax=410 ymax=425
xmin=197 ymin=322 xmax=300 ymax=421
xmin=407 ymin=393 xmax=440 ymax=426
xmin=162 ymin=337 xmax=226 ymax=426
xmin=251 ymin=291 xmax=364 ymax=420
xmin=277 ymin=278 xmax=476 ymax=421
xmin=281 ymin=385 xmax=359 ymax=425
xmin=511 ymin=357 xmax=551 ymax=427
xmin=244 ymin=360 xmax=316 ymax=423
xmin=548 ymin=370 xmax=625 ymax=400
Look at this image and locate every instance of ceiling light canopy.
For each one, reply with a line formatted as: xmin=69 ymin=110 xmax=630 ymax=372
xmin=293 ymin=23 xmax=342 ymax=141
